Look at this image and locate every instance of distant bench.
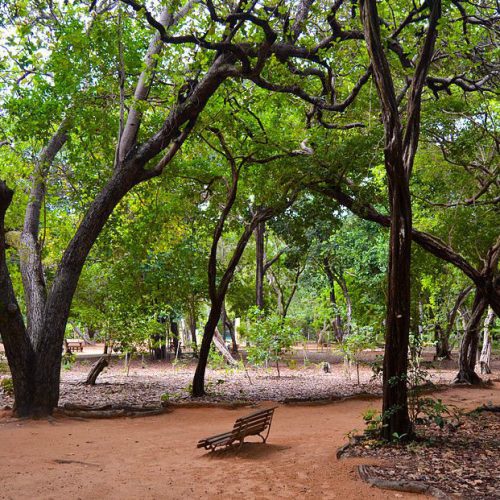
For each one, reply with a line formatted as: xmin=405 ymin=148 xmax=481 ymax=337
xmin=197 ymin=407 xmax=277 ymax=452
xmin=66 ymin=339 xmax=84 ymax=352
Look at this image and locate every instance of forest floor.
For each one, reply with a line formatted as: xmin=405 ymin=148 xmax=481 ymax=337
xmin=2 ymin=347 xmax=498 ymax=410
xmin=0 ymin=384 xmax=498 ymax=499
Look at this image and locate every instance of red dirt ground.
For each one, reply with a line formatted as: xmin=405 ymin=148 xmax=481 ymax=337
xmin=0 ymin=384 xmax=498 ymax=500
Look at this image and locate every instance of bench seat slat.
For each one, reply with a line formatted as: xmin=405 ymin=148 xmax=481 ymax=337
xmin=235 ymin=409 xmax=274 ymax=421
xmin=234 ymin=415 xmax=272 ymax=427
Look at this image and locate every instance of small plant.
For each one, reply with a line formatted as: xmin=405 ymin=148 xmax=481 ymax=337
xmin=391 ymin=432 xmax=408 ymax=443
xmin=412 ymin=397 xmax=460 ymax=429
xmin=340 ymin=326 xmax=377 ymax=385
xmin=160 ymin=392 xmax=171 ymax=403
xmin=0 ymin=362 xmax=10 ymax=374
xmin=287 ymin=359 xmax=298 ymax=370
xmin=0 ymin=377 xmax=14 ymax=395
xmin=62 ymin=351 xmax=76 ymax=370
xmin=208 ymin=346 xmax=226 ymax=370
xmin=362 ymin=408 xmax=383 ymax=437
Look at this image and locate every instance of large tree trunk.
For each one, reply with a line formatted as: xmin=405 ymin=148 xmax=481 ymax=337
xmin=360 ymin=0 xmax=441 ymax=440
xmin=454 ymin=290 xmax=487 ymax=384
xmin=255 ymin=220 xmax=265 ymax=309
xmin=381 ymin=159 xmax=413 ymax=440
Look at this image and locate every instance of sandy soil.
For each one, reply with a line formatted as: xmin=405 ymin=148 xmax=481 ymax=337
xmin=0 ymin=384 xmax=498 ymax=500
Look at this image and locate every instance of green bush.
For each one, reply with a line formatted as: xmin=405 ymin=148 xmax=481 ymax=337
xmin=243 ymin=308 xmax=302 ymax=376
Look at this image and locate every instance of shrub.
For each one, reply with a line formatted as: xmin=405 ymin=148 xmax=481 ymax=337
xmin=243 ymin=308 xmax=302 ymax=377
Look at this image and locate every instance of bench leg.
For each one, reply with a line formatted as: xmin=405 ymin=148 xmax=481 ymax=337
xmin=259 ymin=423 xmax=273 ymax=443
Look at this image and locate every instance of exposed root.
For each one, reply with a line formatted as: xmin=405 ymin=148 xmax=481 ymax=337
xmin=358 ymin=465 xmax=449 ymax=499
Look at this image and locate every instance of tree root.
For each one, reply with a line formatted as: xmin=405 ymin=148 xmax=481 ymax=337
xmin=451 ymin=370 xmax=482 ymax=385
xmin=470 ymin=404 xmax=500 ymax=414
xmin=358 ymin=465 xmax=449 ymax=499
xmin=57 ymin=403 xmax=172 ymax=419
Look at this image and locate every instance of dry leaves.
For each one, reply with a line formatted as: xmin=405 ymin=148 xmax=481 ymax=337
xmin=345 ymin=411 xmax=500 ymax=499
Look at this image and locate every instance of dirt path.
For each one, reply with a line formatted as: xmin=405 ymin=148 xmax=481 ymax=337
xmin=0 ymin=384 xmax=498 ymax=500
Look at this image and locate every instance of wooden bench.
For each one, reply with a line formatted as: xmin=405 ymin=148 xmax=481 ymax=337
xmin=197 ymin=407 xmax=277 ymax=452
xmin=66 ymin=339 xmax=84 ymax=352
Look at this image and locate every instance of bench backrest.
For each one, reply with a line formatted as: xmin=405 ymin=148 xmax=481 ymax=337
xmin=231 ymin=407 xmax=275 ymax=439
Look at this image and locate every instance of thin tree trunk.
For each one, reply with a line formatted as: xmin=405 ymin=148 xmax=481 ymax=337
xmin=221 ymin=301 xmax=238 ymax=353
xmin=85 ymin=354 xmax=110 ymax=385
xmin=454 ymin=290 xmax=487 ymax=384
xmin=191 ymin=136 xmax=280 ymax=396
xmin=170 ymin=319 xmax=182 ymax=358
xmin=323 ymin=258 xmax=343 ymax=341
xmin=434 ymin=324 xmax=451 ymax=360
xmin=255 ymin=220 xmax=265 ymax=309
xmin=480 ymin=308 xmax=494 ymax=374
xmin=434 ymin=285 xmax=474 ymax=360
xmin=193 ymin=306 xmax=221 ymax=396
xmin=336 ymin=273 xmax=352 ymax=337
xmin=188 ymin=299 xmax=198 ymax=356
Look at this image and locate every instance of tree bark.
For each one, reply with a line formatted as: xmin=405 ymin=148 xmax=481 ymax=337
xmin=20 ymin=118 xmax=70 ymax=347
xmin=192 ymin=305 xmax=221 ymax=396
xmin=0 ymin=182 xmax=37 ymax=416
xmin=255 ymin=220 xmax=265 ymax=309
xmin=188 ymin=298 xmax=198 ymax=355
xmin=85 ymin=355 xmax=109 ymax=385
xmin=323 ymin=258 xmax=344 ymax=341
xmin=454 ymin=290 xmax=487 ymax=384
xmin=336 ymin=272 xmax=352 ymax=337
xmin=434 ymin=324 xmax=451 ymax=360
xmin=170 ymin=319 xmax=182 ymax=358
xmin=360 ymin=0 xmax=441 ymax=440
xmin=222 ymin=301 xmax=237 ymax=353
xmin=480 ymin=308 xmax=494 ymax=374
